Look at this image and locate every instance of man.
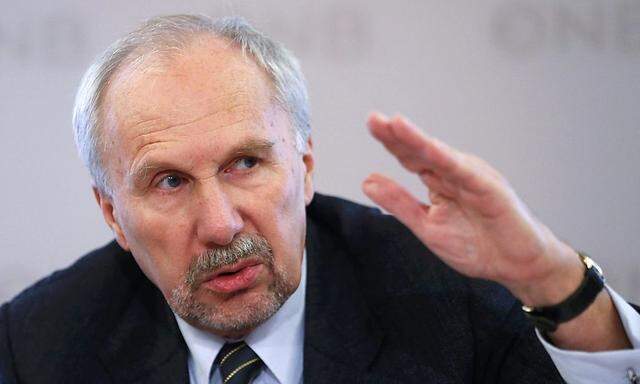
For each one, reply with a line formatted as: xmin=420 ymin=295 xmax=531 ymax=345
xmin=0 ymin=14 xmax=638 ymax=384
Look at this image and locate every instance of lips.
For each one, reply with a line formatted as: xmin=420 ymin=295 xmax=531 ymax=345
xmin=202 ymin=259 xmax=263 ymax=294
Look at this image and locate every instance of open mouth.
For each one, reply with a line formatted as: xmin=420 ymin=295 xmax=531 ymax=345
xmin=203 ymin=260 xmax=263 ymax=294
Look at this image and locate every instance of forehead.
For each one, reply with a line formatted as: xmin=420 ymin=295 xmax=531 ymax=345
xmin=102 ymin=36 xmax=277 ymax=146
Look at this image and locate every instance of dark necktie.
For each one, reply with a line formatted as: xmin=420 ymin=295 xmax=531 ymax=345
xmin=214 ymin=341 xmax=264 ymax=384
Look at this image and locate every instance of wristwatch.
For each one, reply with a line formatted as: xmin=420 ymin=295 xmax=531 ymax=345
xmin=521 ymin=252 xmax=605 ymax=333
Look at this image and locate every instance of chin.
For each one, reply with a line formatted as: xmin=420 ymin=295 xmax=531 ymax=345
xmin=169 ymin=272 xmax=296 ymax=336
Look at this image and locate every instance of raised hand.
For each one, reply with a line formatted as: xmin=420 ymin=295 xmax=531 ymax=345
xmin=362 ymin=112 xmax=631 ymax=351
xmin=362 ymin=112 xmax=585 ymax=307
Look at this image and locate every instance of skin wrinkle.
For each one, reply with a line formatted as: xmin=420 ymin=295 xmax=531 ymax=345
xmin=123 ymin=106 xmax=262 ymax=192
xmin=103 ymin=46 xmax=255 ymax=152
xmin=127 ymin=90 xmax=254 ymax=138
xmin=122 ymin=85 xmax=280 ymax=191
xmin=128 ymin=142 xmax=188 ymax=191
xmin=119 ymin=86 xmax=264 ymax=156
xmin=125 ymin=111 xmax=271 ymax=184
xmin=130 ymin=109 xmax=253 ymax=149
xmin=129 ymin=138 xmax=276 ymax=190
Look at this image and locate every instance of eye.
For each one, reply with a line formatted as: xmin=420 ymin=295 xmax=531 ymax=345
xmin=157 ymin=174 xmax=183 ymax=190
xmin=226 ymin=156 xmax=259 ymax=173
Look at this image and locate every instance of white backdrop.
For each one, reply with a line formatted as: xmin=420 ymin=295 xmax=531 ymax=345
xmin=1 ymin=0 xmax=639 ymax=303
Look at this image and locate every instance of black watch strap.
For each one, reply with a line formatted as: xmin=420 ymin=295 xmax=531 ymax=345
xmin=522 ymin=253 xmax=605 ymax=333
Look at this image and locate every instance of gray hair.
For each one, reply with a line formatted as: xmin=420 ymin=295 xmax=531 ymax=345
xmin=72 ymin=14 xmax=310 ymax=195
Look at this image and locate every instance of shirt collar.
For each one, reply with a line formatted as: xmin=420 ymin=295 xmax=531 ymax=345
xmin=175 ymin=251 xmax=306 ymax=384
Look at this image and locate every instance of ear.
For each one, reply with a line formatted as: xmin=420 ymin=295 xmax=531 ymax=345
xmin=302 ymin=137 xmax=315 ymax=206
xmin=93 ymin=187 xmax=130 ymax=251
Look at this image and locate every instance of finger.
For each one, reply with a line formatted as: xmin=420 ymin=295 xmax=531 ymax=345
xmin=369 ymin=114 xmax=491 ymax=195
xmin=367 ymin=113 xmax=420 ymax=167
xmin=367 ymin=111 xmax=390 ymax=131
xmin=421 ymin=171 xmax=458 ymax=199
xmin=388 ymin=115 xmax=460 ymax=175
xmin=391 ymin=118 xmax=506 ymax=195
xmin=362 ymin=173 xmax=429 ymax=234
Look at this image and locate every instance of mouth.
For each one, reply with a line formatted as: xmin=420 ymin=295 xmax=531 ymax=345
xmin=201 ymin=259 xmax=263 ymax=294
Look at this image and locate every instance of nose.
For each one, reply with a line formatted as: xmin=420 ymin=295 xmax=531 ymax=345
xmin=194 ymin=182 xmax=243 ymax=247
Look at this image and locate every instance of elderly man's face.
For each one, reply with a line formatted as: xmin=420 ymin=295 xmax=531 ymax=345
xmin=95 ymin=38 xmax=314 ymax=337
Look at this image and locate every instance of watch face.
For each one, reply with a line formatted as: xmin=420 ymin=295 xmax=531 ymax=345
xmin=581 ymin=254 xmax=604 ymax=277
xmin=521 ymin=305 xmax=534 ymax=313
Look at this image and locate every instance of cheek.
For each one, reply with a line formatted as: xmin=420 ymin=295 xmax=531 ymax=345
xmin=117 ymin=198 xmax=194 ymax=293
xmin=253 ymin=162 xmax=307 ymax=265
xmin=259 ymin=161 xmax=306 ymax=226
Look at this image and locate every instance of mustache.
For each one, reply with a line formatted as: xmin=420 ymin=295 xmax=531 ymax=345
xmin=184 ymin=233 xmax=273 ymax=289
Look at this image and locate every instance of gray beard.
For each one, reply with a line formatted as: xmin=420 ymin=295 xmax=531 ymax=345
xmin=168 ymin=233 xmax=295 ymax=336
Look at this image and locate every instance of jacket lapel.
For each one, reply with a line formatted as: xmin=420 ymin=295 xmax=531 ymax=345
xmin=97 ymin=263 xmax=189 ymax=384
xmin=303 ymin=216 xmax=384 ymax=383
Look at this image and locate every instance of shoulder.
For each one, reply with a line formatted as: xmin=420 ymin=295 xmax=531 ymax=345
xmin=307 ymin=192 xmax=515 ymax=304
xmin=307 ymin=192 xmax=426 ymax=261
xmin=308 ymin=193 xmax=466 ymax=293
xmin=0 ymin=241 xmax=146 ymax=375
xmin=5 ymin=241 xmax=142 ymax=321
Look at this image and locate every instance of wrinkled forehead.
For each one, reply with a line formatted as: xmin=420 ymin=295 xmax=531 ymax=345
xmin=100 ymin=36 xmax=277 ymax=144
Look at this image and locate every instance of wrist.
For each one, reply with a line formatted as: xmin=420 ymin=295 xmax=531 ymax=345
xmin=522 ymin=252 xmax=606 ymax=332
xmin=509 ymin=241 xmax=584 ymax=308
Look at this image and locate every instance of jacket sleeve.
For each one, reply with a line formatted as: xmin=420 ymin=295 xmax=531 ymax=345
xmin=469 ymin=281 xmax=640 ymax=383
xmin=0 ymin=303 xmax=19 ymax=384
xmin=467 ymin=281 xmax=565 ymax=383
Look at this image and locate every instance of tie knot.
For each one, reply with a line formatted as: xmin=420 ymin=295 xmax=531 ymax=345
xmin=215 ymin=341 xmax=264 ymax=384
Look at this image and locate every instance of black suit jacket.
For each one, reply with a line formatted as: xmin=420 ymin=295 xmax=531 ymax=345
xmin=1 ymin=194 xmax=575 ymax=383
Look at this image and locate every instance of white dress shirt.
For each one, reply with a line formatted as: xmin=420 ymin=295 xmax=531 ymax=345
xmin=539 ymin=286 xmax=640 ymax=383
xmin=175 ymin=252 xmax=306 ymax=384
xmin=176 ymin=250 xmax=639 ymax=384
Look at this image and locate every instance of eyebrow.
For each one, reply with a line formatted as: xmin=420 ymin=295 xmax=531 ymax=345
xmin=129 ymin=138 xmax=276 ymax=184
xmin=230 ymin=138 xmax=275 ymax=156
